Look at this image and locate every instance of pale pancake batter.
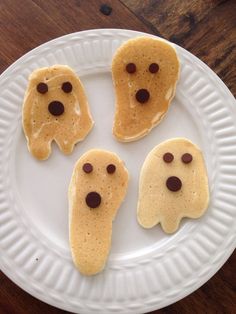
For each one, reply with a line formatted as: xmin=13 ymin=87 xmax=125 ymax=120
xmin=112 ymin=37 xmax=180 ymax=142
xmin=69 ymin=149 xmax=129 ymax=275
xmin=22 ymin=65 xmax=93 ymax=160
xmin=138 ymin=138 xmax=209 ymax=233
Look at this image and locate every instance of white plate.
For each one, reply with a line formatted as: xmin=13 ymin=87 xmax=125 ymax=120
xmin=0 ymin=29 xmax=235 ymax=314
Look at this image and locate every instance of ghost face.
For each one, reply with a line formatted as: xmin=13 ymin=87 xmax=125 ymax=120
xmin=112 ymin=37 xmax=180 ymax=141
xmin=69 ymin=149 xmax=129 ymax=275
xmin=23 ymin=65 xmax=93 ymax=160
xmin=137 ymin=138 xmax=209 ymax=233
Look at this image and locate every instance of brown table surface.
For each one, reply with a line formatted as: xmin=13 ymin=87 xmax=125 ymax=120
xmin=0 ymin=0 xmax=235 ymax=313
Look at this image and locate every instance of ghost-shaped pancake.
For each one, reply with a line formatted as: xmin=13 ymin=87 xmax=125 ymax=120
xmin=22 ymin=65 xmax=93 ymax=160
xmin=68 ymin=149 xmax=129 ymax=275
xmin=112 ymin=37 xmax=180 ymax=142
xmin=137 ymin=138 xmax=209 ymax=233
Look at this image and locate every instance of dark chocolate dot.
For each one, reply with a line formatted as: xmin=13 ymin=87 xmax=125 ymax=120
xmin=48 ymin=101 xmax=64 ymax=116
xmin=163 ymin=152 xmax=174 ymax=163
xmin=83 ymin=163 xmax=93 ymax=173
xmin=37 ymin=82 xmax=48 ymax=94
xmin=86 ymin=192 xmax=101 ymax=208
xmin=100 ymin=4 xmax=112 ymax=16
xmin=135 ymin=89 xmax=150 ymax=103
xmin=107 ymin=164 xmax=116 ymax=174
xmin=149 ymin=63 xmax=159 ymax=73
xmin=62 ymin=81 xmax=73 ymax=93
xmin=166 ymin=176 xmax=182 ymax=192
xmin=126 ymin=63 xmax=136 ymax=74
xmin=181 ymin=153 xmax=193 ymax=164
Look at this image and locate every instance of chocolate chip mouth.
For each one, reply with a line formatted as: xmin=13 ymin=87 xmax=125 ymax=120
xmin=48 ymin=101 xmax=64 ymax=116
xmin=86 ymin=191 xmax=102 ymax=208
xmin=166 ymin=176 xmax=182 ymax=192
xmin=136 ymin=89 xmax=150 ymax=103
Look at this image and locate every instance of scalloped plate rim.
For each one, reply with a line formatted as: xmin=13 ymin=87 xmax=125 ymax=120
xmin=0 ymin=29 xmax=235 ymax=314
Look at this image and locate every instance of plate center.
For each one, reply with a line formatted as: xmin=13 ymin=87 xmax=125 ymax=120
xmin=15 ymin=72 xmax=204 ymax=257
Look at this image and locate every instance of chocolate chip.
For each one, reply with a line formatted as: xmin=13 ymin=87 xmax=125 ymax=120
xmin=100 ymin=4 xmax=112 ymax=16
xmin=166 ymin=176 xmax=182 ymax=192
xmin=126 ymin=63 xmax=136 ymax=73
xmin=83 ymin=163 xmax=93 ymax=173
xmin=37 ymin=82 xmax=48 ymax=94
xmin=106 ymin=164 xmax=116 ymax=174
xmin=136 ymin=89 xmax=150 ymax=103
xmin=62 ymin=81 xmax=72 ymax=93
xmin=181 ymin=153 xmax=193 ymax=164
xmin=163 ymin=152 xmax=174 ymax=163
xmin=149 ymin=63 xmax=159 ymax=73
xmin=86 ymin=192 xmax=101 ymax=208
xmin=48 ymin=101 xmax=64 ymax=116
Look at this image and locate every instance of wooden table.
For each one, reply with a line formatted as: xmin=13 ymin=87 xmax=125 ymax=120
xmin=0 ymin=1 xmax=235 ymax=313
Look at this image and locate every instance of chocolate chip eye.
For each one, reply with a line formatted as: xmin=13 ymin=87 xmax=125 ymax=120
xmin=149 ymin=63 xmax=159 ymax=73
xmin=163 ymin=152 xmax=174 ymax=163
xmin=126 ymin=63 xmax=136 ymax=74
xmin=181 ymin=153 xmax=193 ymax=164
xmin=106 ymin=164 xmax=116 ymax=174
xmin=83 ymin=163 xmax=93 ymax=173
xmin=37 ymin=82 xmax=48 ymax=94
xmin=61 ymin=81 xmax=73 ymax=93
